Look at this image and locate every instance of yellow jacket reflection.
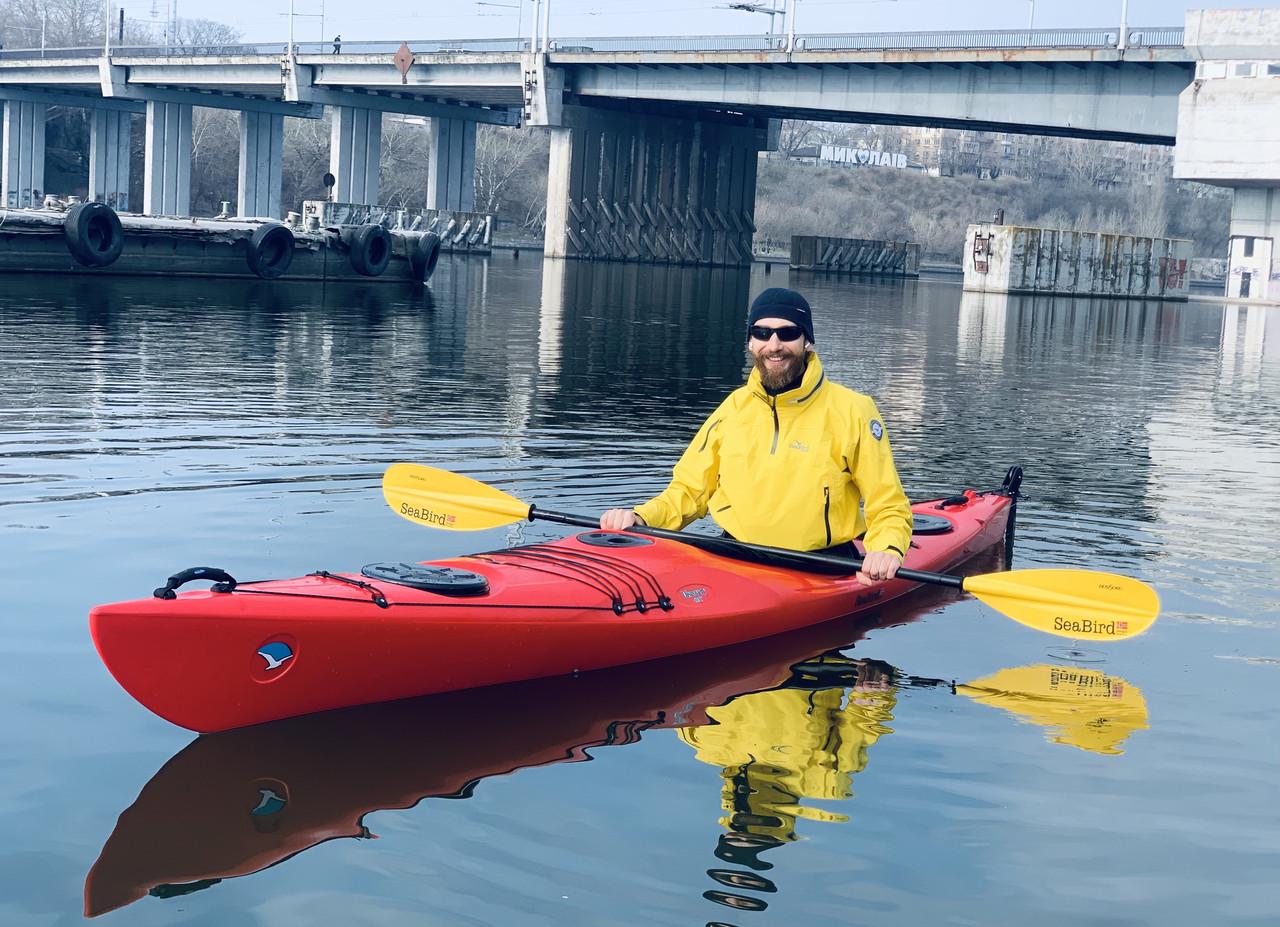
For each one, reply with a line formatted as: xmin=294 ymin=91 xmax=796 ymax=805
xmin=678 ymin=682 xmax=896 ymax=843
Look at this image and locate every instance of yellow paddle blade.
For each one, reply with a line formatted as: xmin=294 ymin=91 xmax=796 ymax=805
xmin=957 ymin=664 xmax=1149 ymax=755
xmin=382 ymin=463 xmax=531 ymax=531
xmin=962 ymin=569 xmax=1159 ymax=641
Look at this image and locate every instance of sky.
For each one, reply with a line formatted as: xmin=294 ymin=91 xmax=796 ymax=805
xmin=121 ymin=0 xmax=1275 ymax=47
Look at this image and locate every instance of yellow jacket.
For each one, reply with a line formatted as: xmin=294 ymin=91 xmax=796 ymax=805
xmin=634 ymin=353 xmax=912 ymax=555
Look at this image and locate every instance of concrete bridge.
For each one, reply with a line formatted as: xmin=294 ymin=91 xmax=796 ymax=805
xmin=0 ymin=9 xmax=1277 ymax=296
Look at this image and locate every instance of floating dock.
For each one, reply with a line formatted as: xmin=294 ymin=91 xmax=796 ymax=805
xmin=0 ymin=199 xmax=495 ymax=283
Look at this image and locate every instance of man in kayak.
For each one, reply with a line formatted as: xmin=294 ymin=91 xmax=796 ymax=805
xmin=600 ymin=287 xmax=912 ymax=586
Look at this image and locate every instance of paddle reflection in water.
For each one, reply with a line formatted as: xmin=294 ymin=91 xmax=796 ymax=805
xmin=682 ymin=654 xmax=1149 ymax=916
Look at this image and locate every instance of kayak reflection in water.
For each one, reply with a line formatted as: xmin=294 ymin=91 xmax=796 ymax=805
xmin=600 ymin=287 xmax=913 ymax=586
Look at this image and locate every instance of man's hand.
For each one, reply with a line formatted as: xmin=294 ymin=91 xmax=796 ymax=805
xmin=600 ymin=509 xmax=645 ymax=531
xmin=856 ymin=549 xmax=902 ymax=586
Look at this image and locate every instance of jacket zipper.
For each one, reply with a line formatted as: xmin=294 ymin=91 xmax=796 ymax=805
xmin=823 ymin=487 xmax=832 ymax=546
xmin=769 ymin=398 xmax=780 ymax=454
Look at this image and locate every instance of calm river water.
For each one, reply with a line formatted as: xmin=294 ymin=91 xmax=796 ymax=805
xmin=1 ymin=258 xmax=1277 ymax=926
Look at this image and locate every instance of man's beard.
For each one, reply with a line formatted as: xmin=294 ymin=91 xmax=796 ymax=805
xmin=754 ymin=350 xmax=807 ymax=392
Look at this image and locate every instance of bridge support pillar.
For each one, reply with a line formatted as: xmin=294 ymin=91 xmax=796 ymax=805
xmin=1 ymin=100 xmax=46 ymax=209
xmin=330 ymin=106 xmax=381 ymax=205
xmin=238 ymin=111 xmax=284 ymax=218
xmin=1225 ymin=187 xmax=1280 ymax=302
xmin=89 ymin=109 xmax=132 ymax=212
xmin=544 ymin=106 xmax=767 ymax=266
xmin=427 ymin=117 xmax=477 ymax=212
xmin=143 ymin=101 xmax=192 ymax=216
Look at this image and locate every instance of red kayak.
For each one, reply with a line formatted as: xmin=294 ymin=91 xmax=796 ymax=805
xmin=89 ymin=480 xmax=1015 ymax=733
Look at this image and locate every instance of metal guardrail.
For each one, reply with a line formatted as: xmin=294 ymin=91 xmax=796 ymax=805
xmin=0 ymin=27 xmax=1186 ymax=61
xmin=294 ymin=38 xmax=527 ymax=54
xmin=550 ymin=35 xmax=786 ymax=52
xmin=800 ymin=29 xmax=1123 ymax=50
xmin=1123 ymin=28 xmax=1185 ymax=48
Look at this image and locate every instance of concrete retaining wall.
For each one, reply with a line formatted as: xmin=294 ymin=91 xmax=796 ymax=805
xmin=963 ymin=224 xmax=1192 ymax=300
xmin=790 ymin=236 xmax=919 ymax=276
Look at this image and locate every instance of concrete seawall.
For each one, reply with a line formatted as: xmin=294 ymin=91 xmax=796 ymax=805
xmin=790 ymin=236 xmax=920 ymax=276
xmin=964 ymin=224 xmax=1192 ymax=300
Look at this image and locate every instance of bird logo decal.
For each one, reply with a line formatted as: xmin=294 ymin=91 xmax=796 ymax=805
xmin=257 ymin=641 xmax=294 ymax=672
xmin=250 ymin=788 xmax=288 ymax=817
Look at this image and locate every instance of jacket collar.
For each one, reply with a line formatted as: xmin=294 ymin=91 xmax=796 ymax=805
xmin=747 ymin=352 xmax=826 ymax=406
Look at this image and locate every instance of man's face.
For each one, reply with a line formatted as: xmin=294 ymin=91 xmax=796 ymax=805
xmin=749 ymin=316 xmax=809 ymax=390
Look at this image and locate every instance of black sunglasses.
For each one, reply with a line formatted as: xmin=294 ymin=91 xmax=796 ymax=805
xmin=748 ymin=324 xmax=805 ymax=343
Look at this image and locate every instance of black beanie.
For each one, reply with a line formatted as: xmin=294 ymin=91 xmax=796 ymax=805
xmin=748 ymin=288 xmax=815 ymax=344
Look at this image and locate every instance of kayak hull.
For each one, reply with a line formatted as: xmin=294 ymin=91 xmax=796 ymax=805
xmin=90 ymin=489 xmax=1012 ymax=733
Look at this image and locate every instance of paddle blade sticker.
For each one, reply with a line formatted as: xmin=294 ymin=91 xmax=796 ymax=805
xmin=383 ymin=463 xmax=531 ymax=531
xmin=962 ymin=569 xmax=1160 ymax=641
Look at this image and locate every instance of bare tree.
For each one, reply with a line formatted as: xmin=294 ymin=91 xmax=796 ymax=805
xmin=282 ymin=114 xmax=331 ymax=212
xmin=173 ymin=17 xmax=243 ymax=53
xmin=474 ymin=125 xmax=544 ymax=216
xmin=379 ymin=115 xmax=431 ymax=210
xmin=776 ymin=119 xmax=825 ymax=159
xmin=189 ymin=108 xmax=239 ymax=215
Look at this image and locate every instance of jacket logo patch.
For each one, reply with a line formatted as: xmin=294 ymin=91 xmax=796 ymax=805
xmin=870 ymin=420 xmax=884 ymax=440
xmin=789 ymin=440 xmax=809 ymax=452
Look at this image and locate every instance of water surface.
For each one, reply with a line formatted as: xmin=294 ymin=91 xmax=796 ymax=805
xmin=1 ymin=258 xmax=1277 ymax=925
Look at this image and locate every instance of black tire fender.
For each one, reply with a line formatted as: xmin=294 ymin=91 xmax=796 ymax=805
xmin=410 ymin=231 xmax=442 ymax=283
xmin=63 ymin=202 xmax=124 ymax=268
xmin=244 ymin=223 xmax=295 ymax=279
xmin=349 ymin=223 xmax=392 ymax=277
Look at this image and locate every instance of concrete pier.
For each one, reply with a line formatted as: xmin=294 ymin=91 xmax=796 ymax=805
xmin=963 ymin=224 xmax=1192 ymax=299
xmin=1224 ymin=187 xmax=1279 ymax=301
xmin=89 ymin=110 xmax=132 ymax=212
xmin=1174 ymin=8 xmax=1280 ymax=302
xmin=330 ymin=107 xmax=382 ymax=206
xmin=143 ymin=101 xmax=192 ymax=216
xmin=1 ymin=100 xmax=46 ymax=209
xmin=544 ymin=106 xmax=768 ymax=266
xmin=238 ymin=111 xmax=284 ymax=219
xmin=428 ymin=117 xmax=477 ymax=213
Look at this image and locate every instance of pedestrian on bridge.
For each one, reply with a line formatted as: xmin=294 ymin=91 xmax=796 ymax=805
xmin=332 ymin=35 xmax=342 ymax=54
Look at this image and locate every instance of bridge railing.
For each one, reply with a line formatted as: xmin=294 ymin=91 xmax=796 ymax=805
xmin=549 ymin=35 xmax=787 ymax=52
xmin=798 ymin=28 xmax=1125 ymax=50
xmin=1121 ymin=28 xmax=1186 ymax=47
xmin=294 ymin=37 xmax=528 ymax=54
xmin=0 ymin=27 xmax=1186 ymax=61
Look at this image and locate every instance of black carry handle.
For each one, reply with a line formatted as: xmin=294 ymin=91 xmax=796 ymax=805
xmin=153 ymin=566 xmax=237 ymax=599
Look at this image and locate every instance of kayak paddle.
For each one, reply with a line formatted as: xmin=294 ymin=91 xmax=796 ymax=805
xmin=382 ymin=463 xmax=1160 ymax=642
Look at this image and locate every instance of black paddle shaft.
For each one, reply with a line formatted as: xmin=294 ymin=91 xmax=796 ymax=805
xmin=528 ymin=506 xmax=966 ymax=590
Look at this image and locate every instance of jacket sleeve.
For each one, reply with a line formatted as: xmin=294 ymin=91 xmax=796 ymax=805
xmin=850 ymin=399 xmax=913 ymax=558
xmin=633 ymin=402 xmax=728 ymax=531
